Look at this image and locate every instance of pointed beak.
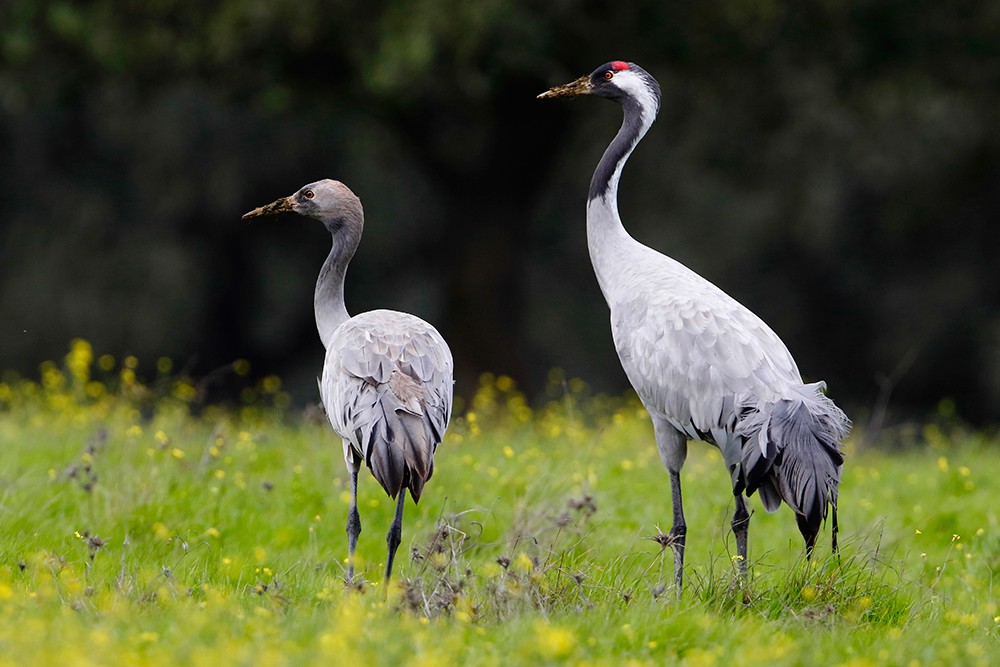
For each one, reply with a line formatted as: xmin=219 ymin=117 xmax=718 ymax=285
xmin=241 ymin=196 xmax=295 ymax=220
xmin=537 ymin=75 xmax=592 ymax=99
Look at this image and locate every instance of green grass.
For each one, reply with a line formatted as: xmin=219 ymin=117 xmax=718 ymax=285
xmin=0 ymin=341 xmax=997 ymax=665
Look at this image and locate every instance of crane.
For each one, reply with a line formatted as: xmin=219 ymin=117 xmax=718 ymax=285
xmin=539 ymin=62 xmax=848 ymax=592
xmin=243 ymin=179 xmax=454 ymax=585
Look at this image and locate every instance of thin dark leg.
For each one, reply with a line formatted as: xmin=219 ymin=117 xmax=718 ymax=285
xmin=731 ymin=493 xmax=750 ymax=576
xmin=346 ymin=470 xmax=361 ymax=582
xmin=384 ymin=490 xmax=407 ymax=584
xmin=668 ymin=470 xmax=687 ymax=594
xmin=831 ymin=504 xmax=840 ymax=558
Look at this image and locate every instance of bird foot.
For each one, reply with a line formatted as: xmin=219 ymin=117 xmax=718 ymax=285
xmin=343 ymin=575 xmax=366 ymax=593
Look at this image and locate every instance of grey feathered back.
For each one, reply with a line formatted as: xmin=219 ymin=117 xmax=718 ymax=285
xmin=320 ymin=309 xmax=454 ymax=502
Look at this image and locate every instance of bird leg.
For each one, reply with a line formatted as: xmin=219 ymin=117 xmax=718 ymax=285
xmin=651 ymin=422 xmax=688 ymax=595
xmin=667 ymin=469 xmax=687 ymax=595
xmin=731 ymin=493 xmax=750 ymax=577
xmin=346 ymin=469 xmax=362 ymax=583
xmin=384 ymin=490 xmax=407 ymax=585
xmin=832 ymin=502 xmax=840 ymax=553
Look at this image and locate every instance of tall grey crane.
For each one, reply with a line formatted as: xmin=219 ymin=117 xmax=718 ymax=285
xmin=243 ymin=180 xmax=454 ymax=585
xmin=539 ymin=62 xmax=848 ymax=592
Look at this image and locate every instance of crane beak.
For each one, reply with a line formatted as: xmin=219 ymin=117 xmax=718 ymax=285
xmin=537 ymin=75 xmax=592 ymax=99
xmin=241 ymin=196 xmax=295 ymax=220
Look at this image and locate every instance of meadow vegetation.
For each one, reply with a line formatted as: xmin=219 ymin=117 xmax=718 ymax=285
xmin=0 ymin=339 xmax=997 ymax=665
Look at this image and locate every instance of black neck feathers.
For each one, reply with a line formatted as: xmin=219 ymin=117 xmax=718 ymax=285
xmin=587 ymin=94 xmax=647 ymax=202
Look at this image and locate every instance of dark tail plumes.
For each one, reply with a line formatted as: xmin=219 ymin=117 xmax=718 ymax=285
xmin=366 ymin=399 xmax=436 ymax=503
xmin=736 ymin=382 xmax=849 ymax=552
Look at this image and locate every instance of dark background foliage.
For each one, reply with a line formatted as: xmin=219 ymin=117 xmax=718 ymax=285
xmin=2 ymin=1 xmax=999 ymax=426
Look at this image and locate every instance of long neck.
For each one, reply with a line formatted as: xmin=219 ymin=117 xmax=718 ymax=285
xmin=586 ymin=95 xmax=657 ymax=298
xmin=314 ymin=226 xmax=359 ymax=349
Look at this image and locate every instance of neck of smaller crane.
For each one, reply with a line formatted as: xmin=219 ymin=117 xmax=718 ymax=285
xmin=586 ymin=96 xmax=656 ymax=301
xmin=314 ymin=228 xmax=356 ymax=349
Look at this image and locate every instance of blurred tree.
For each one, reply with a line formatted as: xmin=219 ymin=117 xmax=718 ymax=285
xmin=1 ymin=0 xmax=999 ymax=425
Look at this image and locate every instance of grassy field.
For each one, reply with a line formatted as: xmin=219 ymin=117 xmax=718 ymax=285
xmin=0 ymin=340 xmax=997 ymax=665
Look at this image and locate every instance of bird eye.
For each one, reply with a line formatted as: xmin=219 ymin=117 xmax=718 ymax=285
xmin=603 ymin=71 xmax=614 ymax=80
xmin=303 ymin=189 xmax=315 ymax=199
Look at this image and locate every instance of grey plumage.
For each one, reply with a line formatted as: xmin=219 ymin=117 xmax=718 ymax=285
xmin=244 ymin=179 xmax=453 ymax=585
xmin=541 ymin=61 xmax=848 ymax=592
xmin=736 ymin=384 xmax=846 ymax=548
xmin=321 ymin=309 xmax=452 ymax=504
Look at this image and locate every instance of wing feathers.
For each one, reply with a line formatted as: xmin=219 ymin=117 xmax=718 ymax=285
xmin=321 ymin=309 xmax=453 ymax=502
xmin=735 ymin=385 xmax=848 ymax=541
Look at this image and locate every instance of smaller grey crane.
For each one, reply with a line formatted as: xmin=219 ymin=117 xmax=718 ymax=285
xmin=243 ymin=180 xmax=454 ymax=585
xmin=540 ymin=62 xmax=848 ymax=593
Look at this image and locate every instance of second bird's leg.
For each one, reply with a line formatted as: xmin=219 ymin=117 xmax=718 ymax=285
xmin=346 ymin=469 xmax=361 ymax=582
xmin=667 ymin=470 xmax=687 ymax=594
xmin=731 ymin=493 xmax=750 ymax=576
xmin=384 ymin=490 xmax=407 ymax=585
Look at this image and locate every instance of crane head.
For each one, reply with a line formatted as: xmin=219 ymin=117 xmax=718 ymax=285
xmin=242 ymin=180 xmax=363 ymax=233
xmin=536 ymin=61 xmax=635 ymax=100
xmin=538 ymin=61 xmax=661 ymax=116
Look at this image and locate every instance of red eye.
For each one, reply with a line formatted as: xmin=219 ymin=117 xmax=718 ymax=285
xmin=603 ymin=71 xmax=614 ymax=80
